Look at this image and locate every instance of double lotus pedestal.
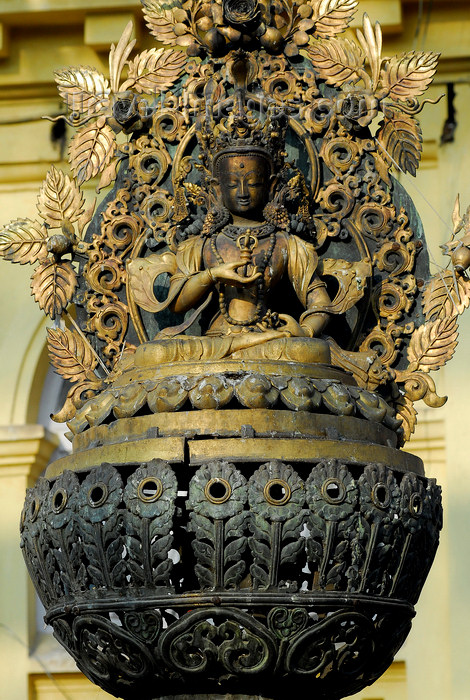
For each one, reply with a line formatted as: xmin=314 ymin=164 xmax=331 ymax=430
xmin=20 ymin=349 xmax=441 ymax=700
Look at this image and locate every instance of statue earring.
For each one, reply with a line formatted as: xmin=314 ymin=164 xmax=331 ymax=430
xmin=201 ymin=206 xmax=230 ymax=237
xmin=263 ymin=201 xmax=290 ymax=230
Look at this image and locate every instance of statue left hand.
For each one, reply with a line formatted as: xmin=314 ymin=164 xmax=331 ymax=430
xmin=278 ymin=314 xmax=308 ymax=337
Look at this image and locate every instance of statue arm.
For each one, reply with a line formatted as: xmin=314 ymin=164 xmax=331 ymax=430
xmin=287 ymin=235 xmax=332 ymax=337
xmin=167 ymin=236 xmax=210 ymax=314
xmin=170 ymin=268 xmax=215 ymax=314
xmin=169 ymin=236 xmax=263 ymax=314
xmin=299 ymin=281 xmax=331 ymax=337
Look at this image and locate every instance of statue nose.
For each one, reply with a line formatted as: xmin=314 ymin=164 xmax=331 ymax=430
xmin=238 ymin=180 xmax=248 ymax=198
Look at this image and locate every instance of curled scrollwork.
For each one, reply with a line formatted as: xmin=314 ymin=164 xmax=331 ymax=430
xmin=0 ymin=1 xmax=457 ymax=439
xmin=7 ymin=4 xmax=456 ymax=699
xmin=285 ymin=611 xmax=375 ymax=677
xmin=159 ymin=608 xmax=277 ymax=677
xmin=73 ymin=615 xmax=155 ymax=690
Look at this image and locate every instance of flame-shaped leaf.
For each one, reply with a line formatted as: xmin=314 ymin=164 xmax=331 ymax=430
xmin=69 ymin=119 xmax=116 ymax=186
xmin=109 ymin=20 xmax=136 ymax=93
xmin=423 ymin=271 xmax=470 ymax=321
xmin=31 ymin=260 xmax=77 ymax=319
xmin=381 ymin=51 xmax=439 ymax=101
xmin=407 ymin=316 xmax=459 ymax=372
xmin=307 ymin=37 xmax=364 ymax=86
xmin=123 ymin=48 xmax=187 ymax=93
xmin=0 ymin=219 xmax=47 ymax=265
xmin=54 ymin=67 xmax=110 ymax=117
xmin=142 ymin=0 xmax=181 ymax=46
xmin=47 ymin=327 xmax=98 ymax=383
xmin=313 ymin=0 xmax=358 ymax=38
xmin=356 ymin=13 xmax=382 ymax=90
xmin=37 ymin=166 xmax=84 ymax=227
xmin=376 ymin=108 xmax=422 ymax=176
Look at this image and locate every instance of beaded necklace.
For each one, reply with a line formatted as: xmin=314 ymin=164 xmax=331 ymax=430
xmin=210 ymin=224 xmax=277 ymax=327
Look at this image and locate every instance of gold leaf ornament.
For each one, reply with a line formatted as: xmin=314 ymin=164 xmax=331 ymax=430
xmin=54 ymin=67 xmax=110 ymax=117
xmin=123 ymin=48 xmax=187 ymax=94
xmin=423 ymin=271 xmax=470 ymax=321
xmin=47 ymin=327 xmax=98 ymax=383
xmin=394 ymin=394 xmax=417 ymax=444
xmin=69 ymin=118 xmax=117 ymax=186
xmin=407 ymin=315 xmax=459 ymax=373
xmin=356 ymin=13 xmax=382 ymax=90
xmin=142 ymin=0 xmax=184 ymax=46
xmin=109 ymin=20 xmax=136 ymax=93
xmin=306 ymin=37 xmax=364 ymax=87
xmin=37 ymin=166 xmax=85 ymax=227
xmin=381 ymin=51 xmax=439 ymax=102
xmin=31 ymin=260 xmax=77 ymax=319
xmin=376 ymin=108 xmax=422 ymax=176
xmin=0 ymin=218 xmax=47 ymax=265
xmin=96 ymin=158 xmax=120 ymax=193
xmin=452 ymin=194 xmax=464 ymax=235
xmin=312 ymin=0 xmax=359 ymax=38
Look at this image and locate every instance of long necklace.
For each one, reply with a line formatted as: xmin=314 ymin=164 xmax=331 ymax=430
xmin=210 ymin=226 xmax=277 ymax=327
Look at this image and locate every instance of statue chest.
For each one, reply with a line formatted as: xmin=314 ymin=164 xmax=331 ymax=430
xmin=203 ymin=231 xmax=287 ymax=290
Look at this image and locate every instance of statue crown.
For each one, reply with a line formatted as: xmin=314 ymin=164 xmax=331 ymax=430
xmin=197 ymin=78 xmax=288 ymax=174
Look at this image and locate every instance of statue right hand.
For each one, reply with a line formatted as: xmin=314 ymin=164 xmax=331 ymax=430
xmin=210 ymin=261 xmax=262 ymax=288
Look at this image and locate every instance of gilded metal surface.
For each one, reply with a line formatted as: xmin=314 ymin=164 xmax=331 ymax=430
xmin=45 ymin=431 xmax=424 ymax=480
xmin=45 ymin=437 xmax=186 ymax=479
xmin=7 ymin=1 xmax=455 ymax=697
xmin=69 ymin=409 xmax=399 ymax=454
xmin=65 ymin=365 xmax=400 ymax=437
xmin=188 ymin=437 xmax=423 ymax=473
xmin=0 ymin=1 xmax=463 ymax=440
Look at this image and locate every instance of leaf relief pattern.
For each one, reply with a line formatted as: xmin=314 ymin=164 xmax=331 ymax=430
xmin=69 ymin=119 xmax=117 ymax=185
xmin=187 ymin=461 xmax=247 ymax=590
xmin=47 ymin=327 xmax=98 ymax=383
xmin=31 ymin=260 xmax=77 ymax=319
xmin=0 ymin=219 xmax=47 ymax=265
xmin=248 ymin=462 xmax=306 ymax=590
xmin=37 ymin=166 xmax=85 ymax=227
xmin=123 ymin=460 xmax=177 ymax=587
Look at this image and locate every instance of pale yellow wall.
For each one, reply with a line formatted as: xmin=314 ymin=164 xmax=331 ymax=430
xmin=0 ymin=1 xmax=469 ymax=699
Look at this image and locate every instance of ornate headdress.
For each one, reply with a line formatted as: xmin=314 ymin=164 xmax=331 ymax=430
xmin=196 ymin=59 xmax=288 ymax=175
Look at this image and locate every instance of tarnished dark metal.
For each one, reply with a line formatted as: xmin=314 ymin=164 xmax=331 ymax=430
xmin=21 ymin=457 xmax=440 ymax=699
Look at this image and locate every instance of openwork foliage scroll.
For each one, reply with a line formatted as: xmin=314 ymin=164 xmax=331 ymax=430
xmin=21 ymin=457 xmax=441 ymax=697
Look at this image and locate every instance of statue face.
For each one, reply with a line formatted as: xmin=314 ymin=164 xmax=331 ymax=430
xmin=216 ymin=153 xmax=272 ymax=220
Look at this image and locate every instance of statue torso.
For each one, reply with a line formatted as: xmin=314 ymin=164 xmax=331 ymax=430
xmin=203 ymin=227 xmax=289 ymax=334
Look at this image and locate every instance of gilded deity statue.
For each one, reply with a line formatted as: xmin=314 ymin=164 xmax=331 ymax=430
xmin=7 ymin=5 xmax=460 ymax=697
xmin=129 ymin=89 xmax=335 ymax=366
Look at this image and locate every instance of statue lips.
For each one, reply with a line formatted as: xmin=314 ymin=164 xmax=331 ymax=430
xmin=236 ymin=195 xmax=252 ymax=209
